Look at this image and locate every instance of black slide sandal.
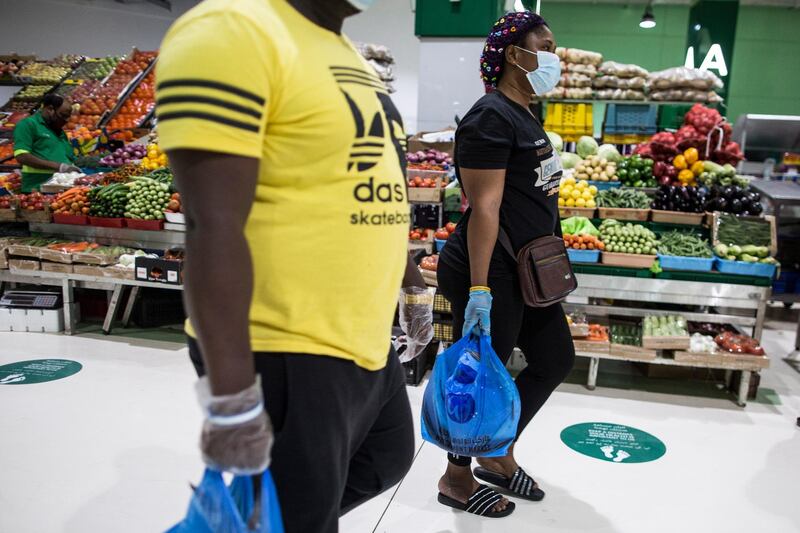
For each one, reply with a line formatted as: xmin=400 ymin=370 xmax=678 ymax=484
xmin=438 ymin=484 xmax=515 ymax=518
xmin=473 ymin=466 xmax=545 ymax=502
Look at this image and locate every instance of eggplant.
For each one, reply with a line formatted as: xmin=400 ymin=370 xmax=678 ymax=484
xmin=748 ymin=191 xmax=761 ymax=203
xmin=717 ymin=198 xmax=728 ymax=211
xmin=748 ymin=203 xmax=764 ymax=216
xmin=730 ymin=198 xmax=743 ymax=214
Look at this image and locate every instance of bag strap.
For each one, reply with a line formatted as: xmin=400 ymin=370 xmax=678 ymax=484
xmin=497 ymin=227 xmax=517 ymax=263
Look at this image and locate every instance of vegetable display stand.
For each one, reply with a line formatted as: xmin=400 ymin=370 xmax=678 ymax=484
xmin=603 ymin=104 xmax=658 ymax=136
xmin=567 ymin=248 xmax=600 ymax=264
xmin=89 ymin=216 xmax=125 ymax=228
xmin=559 ymin=206 xmax=596 ymax=219
xmin=408 ymin=184 xmax=443 ymax=203
xmin=602 ymin=252 xmax=656 ymax=269
xmin=608 ymin=343 xmax=657 ymax=361
xmin=650 ymin=210 xmax=705 ymax=225
xmin=125 ymin=219 xmax=164 ymax=231
xmin=598 ymin=207 xmax=650 ymax=221
xmin=53 ymin=213 xmax=88 ymax=225
xmin=715 ymin=257 xmax=777 ymax=279
xmin=543 ymin=102 xmax=593 ymax=141
xmin=658 ymin=254 xmax=714 ymax=272
xmin=641 ymin=335 xmax=690 ymax=350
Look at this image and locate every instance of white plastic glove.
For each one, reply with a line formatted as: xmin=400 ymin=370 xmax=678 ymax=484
xmin=398 ymin=286 xmax=435 ymax=363
xmin=58 ymin=163 xmax=81 ymax=173
xmin=196 ymin=375 xmax=273 ymax=475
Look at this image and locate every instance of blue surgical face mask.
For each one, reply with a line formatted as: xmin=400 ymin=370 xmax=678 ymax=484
xmin=346 ymin=0 xmax=377 ymax=11
xmin=513 ymin=47 xmax=561 ymax=96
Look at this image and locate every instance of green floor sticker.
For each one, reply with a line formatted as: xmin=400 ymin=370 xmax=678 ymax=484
xmin=0 ymin=359 xmax=82 ymax=385
xmin=560 ymin=422 xmax=666 ymax=463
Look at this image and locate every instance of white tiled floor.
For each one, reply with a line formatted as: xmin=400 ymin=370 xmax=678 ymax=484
xmin=1 ymin=321 xmax=800 ymax=533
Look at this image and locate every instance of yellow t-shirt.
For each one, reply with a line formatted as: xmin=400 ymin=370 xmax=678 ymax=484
xmin=156 ymin=0 xmax=409 ymax=371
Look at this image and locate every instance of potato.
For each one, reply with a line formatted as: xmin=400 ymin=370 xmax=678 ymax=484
xmin=577 ymin=172 xmax=589 ymax=180
xmin=599 ymin=172 xmax=608 ymax=181
xmin=592 ymin=172 xmax=600 ymax=180
xmin=576 ymin=165 xmax=586 ymax=173
xmin=599 ymin=158 xmax=608 ymax=166
xmin=606 ymin=165 xmax=616 ymax=175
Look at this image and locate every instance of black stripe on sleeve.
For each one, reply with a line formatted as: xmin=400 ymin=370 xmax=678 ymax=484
xmin=333 ymin=77 xmax=387 ymax=91
xmin=157 ymin=110 xmax=260 ymax=133
xmin=156 ymin=95 xmax=262 ymax=120
xmin=330 ymin=66 xmax=381 ymax=81
xmin=157 ymin=79 xmax=265 ymax=106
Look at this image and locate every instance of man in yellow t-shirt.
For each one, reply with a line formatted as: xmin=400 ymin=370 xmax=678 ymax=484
xmin=156 ymin=0 xmax=432 ymax=531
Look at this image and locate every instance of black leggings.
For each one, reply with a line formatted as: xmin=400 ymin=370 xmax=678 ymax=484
xmin=437 ymin=259 xmax=575 ymax=467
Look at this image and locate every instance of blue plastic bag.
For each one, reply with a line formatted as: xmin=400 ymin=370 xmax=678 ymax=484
xmin=421 ymin=334 xmax=521 ymax=457
xmin=165 ymin=469 xmax=284 ymax=533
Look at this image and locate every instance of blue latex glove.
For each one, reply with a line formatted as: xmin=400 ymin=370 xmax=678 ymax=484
xmin=462 ymin=288 xmax=492 ymax=338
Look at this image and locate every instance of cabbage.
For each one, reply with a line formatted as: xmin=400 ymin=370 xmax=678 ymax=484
xmin=597 ymin=143 xmax=622 ymax=163
xmin=576 ymin=136 xmax=599 ymax=158
xmin=560 ymin=152 xmax=582 ymax=169
xmin=546 ymin=131 xmax=563 ymax=154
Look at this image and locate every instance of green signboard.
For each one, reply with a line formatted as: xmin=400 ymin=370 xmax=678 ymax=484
xmin=685 ymin=0 xmax=739 ymax=105
xmin=0 ymin=359 xmax=82 ymax=385
xmin=560 ymin=422 xmax=666 ymax=463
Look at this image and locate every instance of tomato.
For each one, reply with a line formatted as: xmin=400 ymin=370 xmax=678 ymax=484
xmin=434 ymin=229 xmax=450 ymax=240
xmin=413 ymin=177 xmax=423 ymax=187
xmin=410 ymin=231 xmax=422 ymax=241
xmin=445 ymin=222 xmax=456 ymax=233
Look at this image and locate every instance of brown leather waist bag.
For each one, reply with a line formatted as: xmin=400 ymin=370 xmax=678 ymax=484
xmin=498 ymin=229 xmax=577 ymax=307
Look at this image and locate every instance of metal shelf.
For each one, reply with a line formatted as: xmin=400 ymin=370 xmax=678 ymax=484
xmin=533 ymin=99 xmax=711 ymax=107
xmin=563 ymin=303 xmax=757 ymax=327
xmin=29 ymin=223 xmax=185 ymax=249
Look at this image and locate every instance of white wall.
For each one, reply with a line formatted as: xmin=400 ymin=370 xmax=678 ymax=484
xmin=0 ymin=0 xmax=422 ymax=130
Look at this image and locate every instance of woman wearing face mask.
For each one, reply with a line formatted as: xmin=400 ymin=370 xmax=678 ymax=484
xmin=436 ymin=11 xmax=575 ymax=518
xmin=13 ymin=94 xmax=79 ymax=193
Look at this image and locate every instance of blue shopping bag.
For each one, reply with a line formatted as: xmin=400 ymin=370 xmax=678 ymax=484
xmin=165 ymin=469 xmax=284 ymax=533
xmin=421 ymin=334 xmax=521 ymax=457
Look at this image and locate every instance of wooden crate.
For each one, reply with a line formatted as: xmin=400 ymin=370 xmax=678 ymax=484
xmin=608 ymin=343 xmax=657 ymax=360
xmin=650 ymin=210 xmax=705 ymax=225
xmin=408 ymin=185 xmax=443 ymax=203
xmin=711 ymin=212 xmax=777 ymax=257
xmin=560 ymin=207 xmax=596 ymax=219
xmin=601 ymin=252 xmax=656 ymax=269
xmin=17 ymin=205 xmax=51 ymax=223
xmin=72 ymin=251 xmax=121 ymax=266
xmin=598 ymin=207 xmax=650 ymax=221
xmin=6 ymin=244 xmax=40 ymax=259
xmin=103 ymin=265 xmax=134 ymax=280
xmin=573 ymin=339 xmax=610 ymax=353
xmin=41 ymin=262 xmax=74 ymax=274
xmin=673 ymin=351 xmax=770 ymax=369
xmin=642 ymin=335 xmax=691 ymax=350
xmin=73 ymin=264 xmax=107 ymax=277
xmin=8 ymin=259 xmax=40 ymax=272
xmin=39 ymin=248 xmax=73 ymax=264
xmin=0 ymin=208 xmax=16 ymax=221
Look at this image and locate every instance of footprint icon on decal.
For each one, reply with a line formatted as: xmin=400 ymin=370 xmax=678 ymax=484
xmin=613 ymin=450 xmax=631 ymax=463
xmin=0 ymin=373 xmax=26 ymax=384
xmin=600 ymin=445 xmax=615 ymax=459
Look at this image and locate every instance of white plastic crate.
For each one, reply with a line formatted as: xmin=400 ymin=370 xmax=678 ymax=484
xmin=0 ymin=307 xmax=64 ymax=332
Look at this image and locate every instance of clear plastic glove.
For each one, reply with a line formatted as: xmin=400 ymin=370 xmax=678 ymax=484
xmin=58 ymin=163 xmax=81 ymax=173
xmin=196 ymin=375 xmax=273 ymax=475
xmin=398 ymin=286 xmax=435 ymax=363
xmin=462 ymin=287 xmax=492 ymax=338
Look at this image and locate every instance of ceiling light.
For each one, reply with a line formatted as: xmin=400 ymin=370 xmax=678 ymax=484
xmin=640 ymin=2 xmax=656 ymax=29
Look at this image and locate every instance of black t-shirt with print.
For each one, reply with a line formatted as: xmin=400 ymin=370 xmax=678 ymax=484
xmin=440 ymin=90 xmax=562 ymax=279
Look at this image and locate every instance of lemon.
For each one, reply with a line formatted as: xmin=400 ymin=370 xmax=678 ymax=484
xmin=566 ymin=198 xmax=576 ymax=207
xmin=589 ymin=185 xmax=598 ymax=195
xmin=564 ymin=176 xmax=576 ymax=186
xmin=571 ymin=189 xmax=581 ymax=200
xmin=586 ymin=199 xmax=597 ymax=208
xmin=576 ymin=197 xmax=587 ymax=208
xmin=559 ymin=187 xmax=570 ymax=199
xmin=582 ymin=190 xmax=593 ymax=200
xmin=558 ymin=197 xmax=565 ymax=207
xmin=576 ymin=180 xmax=587 ymax=191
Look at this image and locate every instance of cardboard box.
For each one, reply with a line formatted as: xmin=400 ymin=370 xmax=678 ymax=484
xmin=407 ymin=128 xmax=455 ymax=157
xmin=135 ymin=256 xmax=184 ymax=285
xmin=41 ymin=262 xmax=74 ymax=274
xmin=9 ymin=259 xmax=40 ymax=272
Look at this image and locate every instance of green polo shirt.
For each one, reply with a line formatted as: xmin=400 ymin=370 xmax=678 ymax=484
xmin=13 ymin=112 xmax=75 ymax=192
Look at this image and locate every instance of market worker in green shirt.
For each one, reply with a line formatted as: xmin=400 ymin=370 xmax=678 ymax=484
xmin=13 ymin=94 xmax=79 ymax=192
